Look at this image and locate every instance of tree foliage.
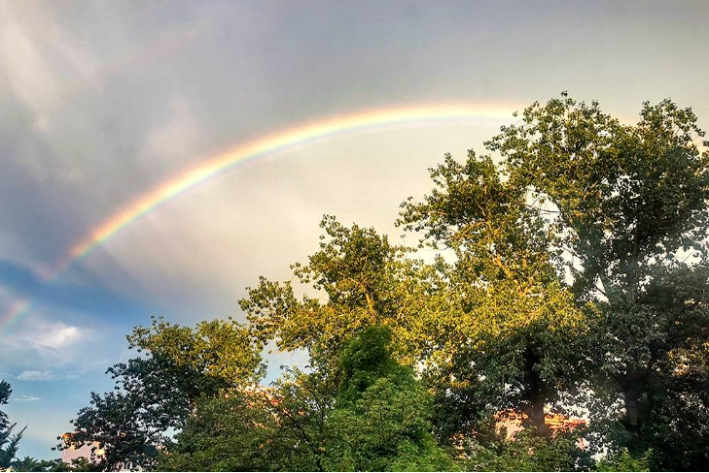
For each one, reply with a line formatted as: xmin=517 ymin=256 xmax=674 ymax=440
xmin=241 ymin=215 xmax=448 ymax=368
xmin=61 ymin=317 xmax=263 ymax=470
xmin=485 ymin=93 xmax=709 ymax=468
xmin=466 ymin=428 xmax=594 ymax=472
xmin=0 ymin=380 xmax=24 ymax=470
xmin=162 ymin=326 xmax=459 ymax=472
xmin=398 ymin=152 xmax=593 ymax=434
xmin=10 ymin=456 xmax=95 ymax=472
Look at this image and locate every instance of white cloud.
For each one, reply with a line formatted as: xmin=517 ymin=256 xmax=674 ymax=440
xmin=17 ymin=370 xmax=54 ymax=381
xmin=13 ymin=318 xmax=92 ymax=352
xmin=14 ymin=394 xmax=41 ymax=402
xmin=36 ymin=324 xmax=84 ymax=349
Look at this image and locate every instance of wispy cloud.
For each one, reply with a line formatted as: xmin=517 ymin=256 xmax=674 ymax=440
xmin=17 ymin=370 xmax=54 ymax=381
xmin=15 ymin=319 xmax=92 ymax=352
xmin=0 ymin=315 xmax=98 ymax=372
xmin=14 ymin=394 xmax=42 ymax=402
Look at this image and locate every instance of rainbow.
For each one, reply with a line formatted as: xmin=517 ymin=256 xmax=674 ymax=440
xmin=0 ymin=103 xmax=518 ymax=332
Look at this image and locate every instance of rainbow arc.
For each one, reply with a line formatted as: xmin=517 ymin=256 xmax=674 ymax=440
xmin=0 ymin=103 xmax=519 ymax=332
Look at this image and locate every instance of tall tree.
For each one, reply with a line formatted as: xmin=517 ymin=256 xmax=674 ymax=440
xmin=485 ymin=93 xmax=709 ymax=465
xmin=398 ymin=153 xmax=592 ymax=435
xmin=62 ymin=318 xmax=264 ymax=471
xmin=327 ymin=326 xmax=459 ymax=471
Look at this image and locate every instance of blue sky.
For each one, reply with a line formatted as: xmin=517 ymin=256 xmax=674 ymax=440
xmin=1 ymin=0 xmax=708 ymax=459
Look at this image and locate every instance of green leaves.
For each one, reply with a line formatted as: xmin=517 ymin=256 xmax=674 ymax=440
xmin=240 ymin=216 xmax=448 ymax=368
xmin=466 ymin=428 xmax=594 ymax=472
xmin=0 ymin=380 xmax=11 ymax=433
xmin=0 ymin=380 xmax=25 ymax=470
xmin=484 ymin=92 xmax=709 ymax=469
xmin=63 ymin=318 xmax=264 ymax=471
xmin=162 ymin=325 xmax=459 ymax=472
xmin=399 ymin=145 xmax=593 ymax=434
xmin=126 ymin=316 xmax=265 ymax=386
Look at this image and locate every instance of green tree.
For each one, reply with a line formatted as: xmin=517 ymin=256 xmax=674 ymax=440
xmin=162 ymin=326 xmax=458 ymax=471
xmin=466 ymin=428 xmax=593 ymax=472
xmin=11 ymin=456 xmax=95 ymax=472
xmin=62 ymin=318 xmax=264 ymax=471
xmin=11 ymin=456 xmax=44 ymax=472
xmin=157 ymin=390 xmax=293 ymax=471
xmin=0 ymin=381 xmax=9 ymax=433
xmin=0 ymin=380 xmax=24 ymax=470
xmin=398 ymin=153 xmax=593 ymax=435
xmin=595 ymin=448 xmax=652 ymax=472
xmin=327 ymin=326 xmax=459 ymax=472
xmin=241 ymin=215 xmax=448 ymax=369
xmin=486 ymin=93 xmax=709 ymax=467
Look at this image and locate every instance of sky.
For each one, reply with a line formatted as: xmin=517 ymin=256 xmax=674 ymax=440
xmin=1 ymin=0 xmax=708 ymax=459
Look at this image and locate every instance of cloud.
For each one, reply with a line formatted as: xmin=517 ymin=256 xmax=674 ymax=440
xmin=35 ymin=324 xmax=85 ymax=350
xmin=14 ymin=394 xmax=41 ymax=402
xmin=16 ymin=319 xmax=91 ymax=352
xmin=17 ymin=370 xmax=54 ymax=381
xmin=0 ymin=316 xmax=95 ymax=367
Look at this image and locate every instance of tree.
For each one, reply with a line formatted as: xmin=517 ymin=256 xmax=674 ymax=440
xmin=485 ymin=93 xmax=709 ymax=467
xmin=398 ymin=153 xmax=593 ymax=435
xmin=241 ymin=215 xmax=448 ymax=370
xmin=0 ymin=380 xmax=24 ymax=470
xmin=157 ymin=389 xmax=294 ymax=471
xmin=327 ymin=326 xmax=459 ymax=472
xmin=466 ymin=428 xmax=593 ymax=472
xmin=595 ymin=448 xmax=652 ymax=472
xmin=10 ymin=456 xmax=95 ymax=472
xmin=11 ymin=456 xmax=45 ymax=472
xmin=0 ymin=381 xmax=9 ymax=433
xmin=161 ymin=326 xmax=459 ymax=471
xmin=62 ymin=318 xmax=264 ymax=471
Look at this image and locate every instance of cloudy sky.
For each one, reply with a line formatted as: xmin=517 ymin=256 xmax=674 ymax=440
xmin=1 ymin=0 xmax=708 ymax=459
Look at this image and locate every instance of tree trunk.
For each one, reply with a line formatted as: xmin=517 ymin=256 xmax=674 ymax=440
xmin=523 ymin=345 xmax=549 ymax=436
xmin=624 ymin=385 xmax=640 ymax=431
xmin=528 ymin=388 xmax=548 ymax=436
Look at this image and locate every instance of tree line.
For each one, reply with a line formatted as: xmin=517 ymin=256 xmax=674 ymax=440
xmin=3 ymin=93 xmax=708 ymax=471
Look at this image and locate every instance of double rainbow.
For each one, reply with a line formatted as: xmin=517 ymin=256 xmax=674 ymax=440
xmin=0 ymin=103 xmax=518 ymax=332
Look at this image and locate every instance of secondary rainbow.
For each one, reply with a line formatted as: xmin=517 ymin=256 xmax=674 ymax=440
xmin=0 ymin=103 xmax=518 ymax=332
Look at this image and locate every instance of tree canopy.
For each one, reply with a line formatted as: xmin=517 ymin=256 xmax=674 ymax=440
xmin=59 ymin=317 xmax=264 ymax=471
xmin=0 ymin=380 xmax=24 ymax=470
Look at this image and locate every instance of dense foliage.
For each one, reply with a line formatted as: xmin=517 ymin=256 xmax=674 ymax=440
xmin=45 ymin=94 xmax=709 ymax=471
xmin=60 ymin=318 xmax=264 ymax=471
xmin=0 ymin=380 xmax=24 ymax=470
